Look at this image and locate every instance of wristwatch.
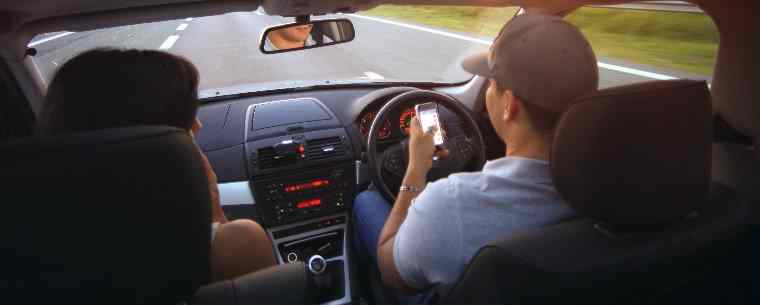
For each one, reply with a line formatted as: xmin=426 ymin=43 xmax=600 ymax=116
xmin=399 ymin=185 xmax=423 ymax=194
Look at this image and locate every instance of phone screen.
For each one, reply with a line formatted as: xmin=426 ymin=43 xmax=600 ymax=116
xmin=415 ymin=103 xmax=445 ymax=146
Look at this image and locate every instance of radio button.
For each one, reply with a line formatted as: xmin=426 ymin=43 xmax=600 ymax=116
xmin=287 ymin=252 xmax=299 ymax=263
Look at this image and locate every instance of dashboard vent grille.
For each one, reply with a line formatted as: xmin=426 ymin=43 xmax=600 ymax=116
xmin=306 ymin=137 xmax=344 ymax=161
xmin=257 ymin=147 xmax=297 ymax=170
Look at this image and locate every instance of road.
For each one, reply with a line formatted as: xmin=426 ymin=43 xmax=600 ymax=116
xmin=29 ymin=10 xmax=709 ymax=96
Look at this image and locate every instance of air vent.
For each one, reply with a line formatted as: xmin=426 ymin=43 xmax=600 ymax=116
xmin=257 ymin=147 xmax=297 ymax=170
xmin=306 ymin=137 xmax=344 ymax=161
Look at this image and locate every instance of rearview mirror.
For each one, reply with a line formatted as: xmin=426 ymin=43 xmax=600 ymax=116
xmin=260 ymin=19 xmax=355 ymax=54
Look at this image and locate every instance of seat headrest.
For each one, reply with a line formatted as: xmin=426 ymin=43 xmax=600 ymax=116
xmin=551 ymin=80 xmax=712 ymax=228
xmin=1 ymin=126 xmax=212 ymax=304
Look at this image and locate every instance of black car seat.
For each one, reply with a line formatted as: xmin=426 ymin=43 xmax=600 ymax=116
xmin=438 ymin=80 xmax=757 ymax=305
xmin=0 ymin=126 xmax=212 ymax=305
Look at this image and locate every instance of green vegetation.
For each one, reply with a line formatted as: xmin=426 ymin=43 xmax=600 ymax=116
xmin=364 ymin=5 xmax=718 ymax=75
xmin=365 ymin=5 xmax=519 ymax=37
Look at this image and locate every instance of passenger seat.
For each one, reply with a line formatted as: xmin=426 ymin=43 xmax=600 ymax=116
xmin=0 ymin=126 xmax=213 ymax=304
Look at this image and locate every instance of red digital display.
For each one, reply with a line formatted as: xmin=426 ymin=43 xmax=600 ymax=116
xmin=297 ymin=199 xmax=322 ymax=209
xmin=285 ymin=179 xmax=330 ymax=193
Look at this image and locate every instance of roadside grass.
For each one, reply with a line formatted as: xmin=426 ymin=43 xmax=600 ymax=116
xmin=364 ymin=5 xmax=519 ymax=38
xmin=364 ymin=5 xmax=718 ymax=76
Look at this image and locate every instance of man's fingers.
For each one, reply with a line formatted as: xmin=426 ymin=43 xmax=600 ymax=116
xmin=411 ymin=116 xmax=422 ymax=133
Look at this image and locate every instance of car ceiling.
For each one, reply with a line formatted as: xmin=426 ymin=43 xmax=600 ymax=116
xmin=0 ymin=0 xmax=757 ymax=143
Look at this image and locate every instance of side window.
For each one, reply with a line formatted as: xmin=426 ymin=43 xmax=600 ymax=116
xmin=565 ymin=5 xmax=718 ymax=88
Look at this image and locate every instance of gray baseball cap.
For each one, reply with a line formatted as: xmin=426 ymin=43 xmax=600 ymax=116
xmin=463 ymin=14 xmax=599 ymax=112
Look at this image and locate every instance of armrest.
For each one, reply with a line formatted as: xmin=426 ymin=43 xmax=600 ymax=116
xmin=192 ymin=263 xmax=315 ymax=305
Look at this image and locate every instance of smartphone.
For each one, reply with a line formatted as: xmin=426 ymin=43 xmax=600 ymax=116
xmin=415 ymin=102 xmax=445 ymax=147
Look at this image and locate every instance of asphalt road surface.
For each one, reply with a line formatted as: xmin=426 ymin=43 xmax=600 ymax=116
xmin=29 ymin=10 xmax=709 ymax=96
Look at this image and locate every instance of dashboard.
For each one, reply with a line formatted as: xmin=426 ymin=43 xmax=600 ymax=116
xmin=357 ymin=106 xmax=416 ymax=141
xmin=195 ymin=79 xmax=486 ymax=184
xmin=356 ymin=101 xmax=461 ymax=144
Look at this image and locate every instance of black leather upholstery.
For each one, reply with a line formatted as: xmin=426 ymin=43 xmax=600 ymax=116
xmin=0 ymin=126 xmax=211 ymax=305
xmin=439 ymin=81 xmax=755 ymax=305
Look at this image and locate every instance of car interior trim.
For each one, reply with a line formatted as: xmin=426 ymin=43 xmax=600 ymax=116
xmin=218 ymin=181 xmax=255 ymax=206
xmin=267 ymin=212 xmax=353 ymax=305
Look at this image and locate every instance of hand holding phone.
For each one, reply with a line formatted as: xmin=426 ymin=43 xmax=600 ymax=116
xmin=415 ymin=102 xmax=445 ymax=148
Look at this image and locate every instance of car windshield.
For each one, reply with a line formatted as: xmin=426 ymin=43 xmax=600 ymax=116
xmin=30 ymin=4 xmax=717 ymax=99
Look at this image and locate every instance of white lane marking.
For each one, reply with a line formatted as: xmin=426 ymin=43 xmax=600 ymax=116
xmin=28 ymin=32 xmax=74 ymax=47
xmin=159 ymin=35 xmax=180 ymax=50
xmin=176 ymin=23 xmax=188 ymax=31
xmin=597 ymin=62 xmax=677 ymax=80
xmin=364 ymin=71 xmax=385 ymax=80
xmin=350 ymin=14 xmax=679 ymax=81
xmin=185 ymin=17 xmax=193 ymax=21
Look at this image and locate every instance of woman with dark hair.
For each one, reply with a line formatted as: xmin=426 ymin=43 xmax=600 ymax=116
xmin=40 ymin=48 xmax=276 ymax=282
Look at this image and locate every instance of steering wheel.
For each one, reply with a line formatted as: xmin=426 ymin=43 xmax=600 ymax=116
xmin=367 ymin=89 xmax=486 ymax=203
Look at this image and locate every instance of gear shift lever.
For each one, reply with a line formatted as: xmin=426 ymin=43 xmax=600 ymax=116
xmin=307 ymin=255 xmax=334 ymax=301
xmin=308 ymin=255 xmax=327 ymax=275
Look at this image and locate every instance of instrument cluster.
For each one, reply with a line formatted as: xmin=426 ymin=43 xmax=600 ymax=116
xmin=358 ymin=106 xmax=418 ymax=140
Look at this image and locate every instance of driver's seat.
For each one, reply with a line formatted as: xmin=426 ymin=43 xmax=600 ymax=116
xmin=438 ymin=80 xmax=757 ymax=305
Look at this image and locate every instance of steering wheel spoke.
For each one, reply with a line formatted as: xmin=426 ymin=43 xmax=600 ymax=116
xmin=381 ymin=143 xmax=407 ymax=178
xmin=449 ymin=135 xmax=477 ymax=165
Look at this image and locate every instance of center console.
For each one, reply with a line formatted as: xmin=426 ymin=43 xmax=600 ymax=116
xmin=253 ymin=164 xmax=353 ymax=226
xmin=245 ymin=98 xmax=357 ymax=305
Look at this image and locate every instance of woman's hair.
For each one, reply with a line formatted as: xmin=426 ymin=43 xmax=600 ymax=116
xmin=40 ymin=48 xmax=200 ymax=134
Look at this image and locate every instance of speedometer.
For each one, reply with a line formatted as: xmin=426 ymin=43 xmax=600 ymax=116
xmin=360 ymin=111 xmax=392 ymax=139
xmin=399 ymin=108 xmax=415 ymax=135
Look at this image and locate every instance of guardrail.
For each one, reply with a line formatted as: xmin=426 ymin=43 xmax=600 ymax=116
xmin=593 ymin=1 xmax=702 ymax=13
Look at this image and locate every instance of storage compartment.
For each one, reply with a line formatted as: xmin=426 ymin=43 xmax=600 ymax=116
xmin=252 ymin=98 xmax=331 ymax=130
xmin=269 ymin=214 xmax=353 ymax=305
xmin=246 ymin=98 xmax=343 ymax=141
xmin=278 ymin=229 xmax=344 ymax=263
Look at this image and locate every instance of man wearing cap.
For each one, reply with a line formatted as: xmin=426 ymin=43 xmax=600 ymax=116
xmin=352 ymin=14 xmax=599 ymax=296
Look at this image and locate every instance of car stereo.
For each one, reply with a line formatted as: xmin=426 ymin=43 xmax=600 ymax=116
xmin=252 ymin=164 xmax=355 ymax=226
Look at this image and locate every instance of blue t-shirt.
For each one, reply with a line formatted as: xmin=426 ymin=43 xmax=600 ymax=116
xmin=393 ymin=156 xmax=575 ymax=289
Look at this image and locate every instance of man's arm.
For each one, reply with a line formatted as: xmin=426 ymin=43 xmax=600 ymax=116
xmin=377 ymin=168 xmax=427 ymax=293
xmin=376 ymin=117 xmax=448 ymax=293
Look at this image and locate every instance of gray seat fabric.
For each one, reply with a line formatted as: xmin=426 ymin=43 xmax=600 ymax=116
xmin=0 ymin=126 xmax=212 ymax=305
xmin=439 ymin=80 xmax=756 ymax=305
